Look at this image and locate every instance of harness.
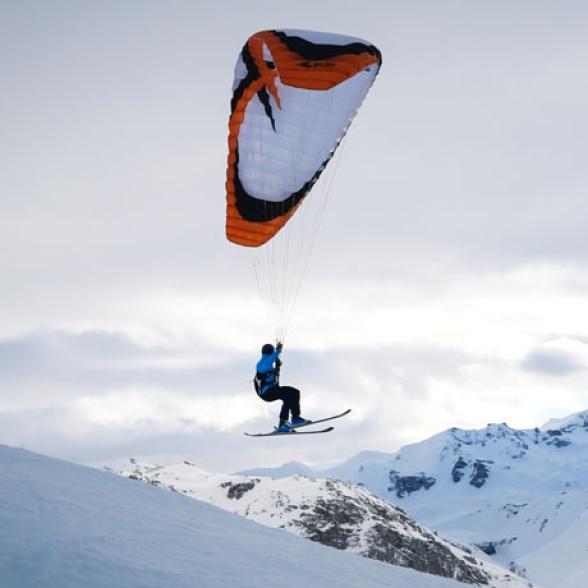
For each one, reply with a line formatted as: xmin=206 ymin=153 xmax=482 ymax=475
xmin=254 ymin=359 xmax=281 ymax=396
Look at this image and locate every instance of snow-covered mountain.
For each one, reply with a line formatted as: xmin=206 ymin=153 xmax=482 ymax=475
xmin=115 ymin=459 xmax=534 ymax=588
xmin=241 ymin=409 xmax=588 ymax=588
xmin=1 ymin=444 xmax=489 ymax=588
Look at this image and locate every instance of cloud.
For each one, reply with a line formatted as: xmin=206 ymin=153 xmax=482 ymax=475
xmin=522 ymin=350 xmax=581 ymax=375
xmin=522 ymin=337 xmax=588 ymax=375
xmin=0 ymin=328 xmax=252 ymax=407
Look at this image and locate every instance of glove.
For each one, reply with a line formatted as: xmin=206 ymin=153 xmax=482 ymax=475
xmin=276 ymin=341 xmax=283 ymax=352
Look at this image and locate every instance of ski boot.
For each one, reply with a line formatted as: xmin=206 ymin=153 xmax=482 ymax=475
xmin=276 ymin=420 xmax=293 ymax=433
xmin=291 ymin=416 xmax=311 ymax=428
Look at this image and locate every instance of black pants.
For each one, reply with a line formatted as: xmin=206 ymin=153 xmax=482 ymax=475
xmin=260 ymin=386 xmax=300 ymax=422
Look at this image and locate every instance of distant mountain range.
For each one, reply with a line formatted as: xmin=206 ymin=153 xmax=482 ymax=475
xmin=240 ymin=409 xmax=588 ymax=588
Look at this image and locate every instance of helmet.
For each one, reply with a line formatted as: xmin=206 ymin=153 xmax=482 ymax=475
xmin=261 ymin=343 xmax=275 ymax=355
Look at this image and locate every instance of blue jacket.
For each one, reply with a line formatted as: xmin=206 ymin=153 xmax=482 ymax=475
xmin=255 ymin=350 xmax=281 ymax=394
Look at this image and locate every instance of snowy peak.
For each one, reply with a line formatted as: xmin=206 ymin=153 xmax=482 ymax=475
xmin=446 ymin=422 xmax=530 ymax=458
xmin=541 ymin=409 xmax=588 ymax=434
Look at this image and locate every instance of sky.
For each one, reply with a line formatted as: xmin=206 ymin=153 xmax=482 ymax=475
xmin=1 ymin=0 xmax=588 ymax=473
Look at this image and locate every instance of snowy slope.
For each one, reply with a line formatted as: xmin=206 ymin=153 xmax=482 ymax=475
xmin=116 ymin=459 xmax=534 ymax=588
xmin=241 ymin=410 xmax=588 ymax=588
xmin=1 ymin=445 xmax=487 ymax=588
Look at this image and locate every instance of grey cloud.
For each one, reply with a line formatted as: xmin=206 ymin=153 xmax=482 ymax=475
xmin=522 ymin=350 xmax=582 ymax=375
xmin=0 ymin=329 xmax=251 ymax=401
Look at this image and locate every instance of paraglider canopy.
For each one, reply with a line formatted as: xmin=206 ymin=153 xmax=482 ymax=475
xmin=225 ymin=29 xmax=382 ymax=247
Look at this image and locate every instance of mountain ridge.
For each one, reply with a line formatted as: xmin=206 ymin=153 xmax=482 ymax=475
xmin=239 ymin=409 xmax=588 ymax=588
xmin=115 ymin=458 xmax=533 ymax=588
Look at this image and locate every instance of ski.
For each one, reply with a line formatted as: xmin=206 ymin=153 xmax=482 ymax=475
xmin=244 ymin=426 xmax=334 ymax=437
xmin=290 ymin=408 xmax=352 ymax=430
xmin=244 ymin=410 xmax=350 ymax=437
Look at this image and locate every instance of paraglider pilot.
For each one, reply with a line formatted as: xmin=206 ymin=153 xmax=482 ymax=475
xmin=255 ymin=342 xmax=308 ymax=432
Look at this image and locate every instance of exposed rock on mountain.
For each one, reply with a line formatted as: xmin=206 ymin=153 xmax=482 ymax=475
xmin=451 ymin=457 xmax=468 ymax=482
xmin=469 ymin=460 xmax=492 ymax=488
xmin=389 ymin=470 xmax=437 ymax=497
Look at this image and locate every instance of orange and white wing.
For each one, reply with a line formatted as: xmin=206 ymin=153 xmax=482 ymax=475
xmin=225 ymin=30 xmax=382 ymax=247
